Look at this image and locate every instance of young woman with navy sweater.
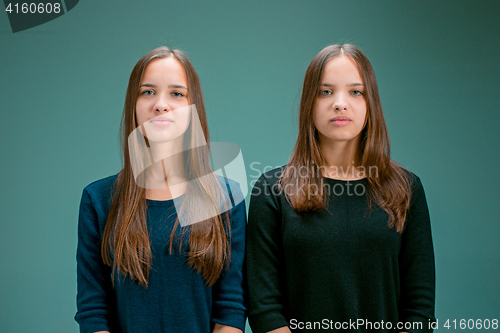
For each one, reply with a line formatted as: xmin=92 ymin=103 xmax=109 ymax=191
xmin=75 ymin=47 xmax=246 ymax=333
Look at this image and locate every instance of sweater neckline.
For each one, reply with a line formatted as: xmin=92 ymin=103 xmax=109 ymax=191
xmin=323 ymin=177 xmax=367 ymax=183
xmin=146 ymin=195 xmax=183 ymax=207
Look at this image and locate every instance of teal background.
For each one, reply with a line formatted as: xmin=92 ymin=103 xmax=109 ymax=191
xmin=1 ymin=0 xmax=499 ymax=332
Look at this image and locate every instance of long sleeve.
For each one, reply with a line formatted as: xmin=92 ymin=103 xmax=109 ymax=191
xmin=398 ymin=176 xmax=436 ymax=332
xmin=75 ymin=188 xmax=114 ymax=333
xmin=211 ymin=194 xmax=248 ymax=331
xmin=246 ymin=174 xmax=289 ymax=333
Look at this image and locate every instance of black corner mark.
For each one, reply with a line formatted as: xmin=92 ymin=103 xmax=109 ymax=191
xmin=4 ymin=0 xmax=79 ymax=33
xmin=64 ymin=0 xmax=78 ymax=12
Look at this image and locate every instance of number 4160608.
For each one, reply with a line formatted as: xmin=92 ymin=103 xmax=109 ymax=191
xmin=5 ymin=3 xmax=61 ymax=14
xmin=443 ymin=319 xmax=498 ymax=330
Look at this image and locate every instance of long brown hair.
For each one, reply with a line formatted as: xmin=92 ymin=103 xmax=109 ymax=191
xmin=102 ymin=47 xmax=231 ymax=287
xmin=280 ymin=44 xmax=412 ymax=232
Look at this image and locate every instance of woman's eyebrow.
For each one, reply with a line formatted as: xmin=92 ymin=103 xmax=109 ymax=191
xmin=168 ymin=84 xmax=188 ymax=89
xmin=139 ymin=83 xmax=188 ymax=89
xmin=320 ymin=83 xmax=364 ymax=87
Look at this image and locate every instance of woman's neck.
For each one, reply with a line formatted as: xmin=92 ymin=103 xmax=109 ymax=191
xmin=319 ymin=138 xmax=365 ymax=180
xmin=144 ymin=140 xmax=187 ymax=200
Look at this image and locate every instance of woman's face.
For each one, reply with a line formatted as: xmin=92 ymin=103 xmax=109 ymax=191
xmin=135 ymin=56 xmax=191 ymax=143
xmin=313 ymin=56 xmax=367 ymax=147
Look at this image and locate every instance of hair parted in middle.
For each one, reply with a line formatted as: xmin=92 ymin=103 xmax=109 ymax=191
xmin=102 ymin=46 xmax=231 ymax=287
xmin=280 ymin=44 xmax=412 ymax=232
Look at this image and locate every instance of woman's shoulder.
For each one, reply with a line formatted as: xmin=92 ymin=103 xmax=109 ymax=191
xmin=214 ymin=174 xmax=246 ymax=208
xmin=256 ymin=165 xmax=286 ymax=186
xmin=82 ymin=172 xmax=120 ymax=204
xmin=84 ymin=173 xmax=119 ymax=192
xmin=392 ymin=162 xmax=423 ymax=189
xmin=78 ymin=173 xmax=120 ymax=227
xmin=215 ymin=174 xmax=241 ymax=189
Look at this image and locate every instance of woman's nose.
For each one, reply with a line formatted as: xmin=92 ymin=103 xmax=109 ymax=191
xmin=333 ymin=95 xmax=348 ymax=111
xmin=154 ymin=95 xmax=171 ymax=112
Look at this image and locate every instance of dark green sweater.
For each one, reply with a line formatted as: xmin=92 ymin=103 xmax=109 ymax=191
xmin=246 ymin=167 xmax=435 ymax=332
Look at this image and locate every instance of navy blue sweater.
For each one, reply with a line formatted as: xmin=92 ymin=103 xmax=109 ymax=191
xmin=75 ymin=174 xmax=246 ymax=333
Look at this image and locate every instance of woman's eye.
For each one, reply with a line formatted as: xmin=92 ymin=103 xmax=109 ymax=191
xmin=141 ymin=90 xmax=154 ymax=96
xmin=320 ymin=90 xmax=332 ymax=96
xmin=171 ymin=91 xmax=185 ymax=98
xmin=351 ymin=90 xmax=363 ymax=96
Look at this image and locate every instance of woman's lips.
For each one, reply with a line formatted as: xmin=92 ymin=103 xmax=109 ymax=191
xmin=150 ymin=118 xmax=173 ymax=127
xmin=330 ymin=116 xmax=352 ymax=126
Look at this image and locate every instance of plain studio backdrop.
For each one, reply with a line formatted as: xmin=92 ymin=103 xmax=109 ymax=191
xmin=0 ymin=1 xmax=499 ymax=332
